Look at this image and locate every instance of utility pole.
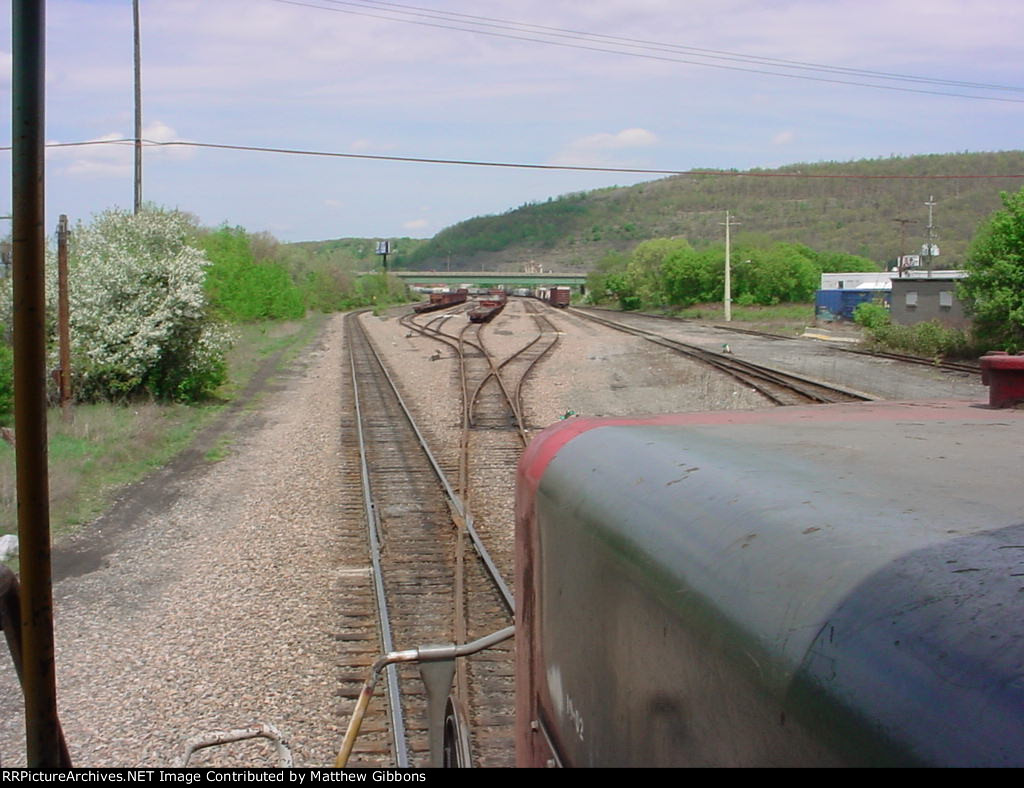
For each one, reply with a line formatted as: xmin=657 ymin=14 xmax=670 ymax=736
xmin=133 ymin=0 xmax=142 ymax=214
xmin=923 ymin=196 xmax=938 ymax=276
xmin=720 ymin=211 xmax=739 ymax=322
xmin=892 ymin=217 xmax=917 ymax=276
xmin=57 ymin=216 xmax=72 ymax=421
xmin=13 ymin=0 xmax=72 ymax=767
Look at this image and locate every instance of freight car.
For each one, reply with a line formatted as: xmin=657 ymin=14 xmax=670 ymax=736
xmin=515 ymin=398 xmax=1024 ymax=767
xmin=547 ymin=286 xmax=571 ymax=308
xmin=468 ymin=293 xmax=507 ymax=324
xmin=413 ymin=288 xmax=469 ymax=314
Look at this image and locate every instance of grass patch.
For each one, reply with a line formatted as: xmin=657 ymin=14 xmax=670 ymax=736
xmin=0 ymin=313 xmax=328 ymax=544
xmin=0 ymin=401 xmax=216 ymax=537
xmin=204 ymin=435 xmax=235 ymax=463
xmin=220 ymin=313 xmax=328 ymax=397
xmin=657 ymin=302 xmax=815 ymax=335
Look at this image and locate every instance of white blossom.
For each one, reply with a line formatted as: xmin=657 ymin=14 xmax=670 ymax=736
xmin=0 ymin=208 xmax=232 ymax=402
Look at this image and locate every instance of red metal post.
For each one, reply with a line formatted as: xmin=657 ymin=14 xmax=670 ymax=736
xmin=979 ymin=351 xmax=1024 ymax=409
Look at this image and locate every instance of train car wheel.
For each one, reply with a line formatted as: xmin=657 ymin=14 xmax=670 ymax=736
xmin=442 ymin=695 xmax=472 ymax=768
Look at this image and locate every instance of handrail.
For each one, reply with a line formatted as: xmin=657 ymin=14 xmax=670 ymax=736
xmin=335 ymin=626 xmax=515 ymax=768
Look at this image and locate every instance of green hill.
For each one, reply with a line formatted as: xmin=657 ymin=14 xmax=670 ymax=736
xmin=286 ymin=236 xmax=430 ymax=270
xmin=396 ymin=150 xmax=1024 ymax=272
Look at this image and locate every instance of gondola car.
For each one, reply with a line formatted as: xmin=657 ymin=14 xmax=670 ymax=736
xmin=413 ymin=288 xmax=469 ymax=314
xmin=468 ymin=293 xmax=507 ymax=324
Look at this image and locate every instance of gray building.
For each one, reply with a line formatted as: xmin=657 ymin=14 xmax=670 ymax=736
xmin=889 ymin=273 xmax=969 ymax=329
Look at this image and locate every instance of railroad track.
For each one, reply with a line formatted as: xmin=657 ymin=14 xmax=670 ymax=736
xmin=570 ymin=307 xmax=873 ymax=406
xmin=711 ymin=320 xmax=980 ymax=375
xmin=397 ymin=298 xmax=560 ymax=766
xmin=836 ymin=346 xmax=980 ymax=374
xmin=345 ymin=310 xmax=519 ymax=768
xmin=585 ymin=306 xmax=981 ymax=377
xmin=345 ymin=311 xmax=458 ymax=766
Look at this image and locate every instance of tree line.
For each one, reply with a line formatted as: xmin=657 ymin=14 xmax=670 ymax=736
xmin=0 ymin=207 xmax=411 ymax=416
xmin=586 ymin=238 xmax=878 ymax=311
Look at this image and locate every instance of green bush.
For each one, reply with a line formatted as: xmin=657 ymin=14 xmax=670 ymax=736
xmin=863 ymin=319 xmax=976 ymax=359
xmin=0 ymin=344 xmax=12 ymax=426
xmin=853 ymin=301 xmax=891 ymax=330
xmin=201 ymin=227 xmax=305 ymax=322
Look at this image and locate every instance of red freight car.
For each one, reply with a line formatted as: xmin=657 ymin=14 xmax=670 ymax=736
xmin=548 ymin=286 xmax=571 ymax=308
xmin=412 ymin=288 xmax=468 ymax=314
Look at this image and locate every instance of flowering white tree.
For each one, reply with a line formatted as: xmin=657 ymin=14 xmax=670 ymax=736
xmin=0 ymin=208 xmax=231 ymax=403
xmin=62 ymin=208 xmax=232 ymax=402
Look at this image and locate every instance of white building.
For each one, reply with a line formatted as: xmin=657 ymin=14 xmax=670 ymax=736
xmin=819 ymin=270 xmax=965 ymax=291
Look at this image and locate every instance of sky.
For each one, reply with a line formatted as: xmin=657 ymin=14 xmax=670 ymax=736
xmin=1 ymin=0 xmax=1022 ymax=242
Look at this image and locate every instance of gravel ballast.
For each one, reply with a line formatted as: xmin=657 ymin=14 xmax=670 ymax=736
xmin=1 ymin=315 xmax=354 ymax=767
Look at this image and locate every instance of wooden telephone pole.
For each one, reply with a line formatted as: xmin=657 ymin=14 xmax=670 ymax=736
xmin=57 ymin=215 xmax=72 ymax=419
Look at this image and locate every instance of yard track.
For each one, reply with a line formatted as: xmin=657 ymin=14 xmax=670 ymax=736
xmin=347 ymin=305 xmax=539 ymax=767
xmin=571 ymin=307 xmax=874 ymax=405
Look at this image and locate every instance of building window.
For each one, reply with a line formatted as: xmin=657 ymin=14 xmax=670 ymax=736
xmin=939 ymin=290 xmax=953 ymax=308
xmin=837 ymin=280 xmax=845 ymax=289
xmin=905 ymin=291 xmax=918 ymax=307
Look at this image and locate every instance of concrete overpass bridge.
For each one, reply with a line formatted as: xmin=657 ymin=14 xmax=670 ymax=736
xmin=392 ymin=270 xmax=588 ymax=293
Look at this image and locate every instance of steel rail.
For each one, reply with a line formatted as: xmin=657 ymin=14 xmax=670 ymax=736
xmin=708 ymin=319 xmax=980 ymax=374
xmin=347 ymin=314 xmax=411 ymax=767
xmin=570 ymin=308 xmax=800 ymax=402
xmin=358 ymin=314 xmax=514 ymax=613
xmin=570 ymin=307 xmax=874 ymax=404
xmin=404 ymin=306 xmax=527 ymax=438
xmin=463 ymin=322 xmax=529 ymax=444
xmin=514 ymin=301 xmax=562 ymax=421
xmin=838 ymin=345 xmax=980 ymax=374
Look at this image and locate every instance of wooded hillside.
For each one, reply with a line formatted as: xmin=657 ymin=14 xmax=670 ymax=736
xmin=394 ymin=151 xmax=1024 ymax=272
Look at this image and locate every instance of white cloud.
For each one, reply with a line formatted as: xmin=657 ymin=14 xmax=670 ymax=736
xmin=403 ymin=218 xmax=429 ymax=231
xmin=573 ymin=128 xmax=659 ymax=151
xmin=19 ymin=0 xmax=1024 ymax=242
xmin=48 ymin=133 xmax=132 ymax=179
xmin=143 ymin=120 xmax=178 ymax=143
xmin=46 ymin=121 xmax=191 ymax=178
xmin=551 ymin=128 xmax=659 ymax=166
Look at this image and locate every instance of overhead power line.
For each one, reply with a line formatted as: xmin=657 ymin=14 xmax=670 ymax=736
xmin=268 ymin=0 xmax=1024 ymax=103
xmin=23 ymin=137 xmax=1024 ymax=179
xmin=312 ymin=0 xmax=1024 ymax=93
